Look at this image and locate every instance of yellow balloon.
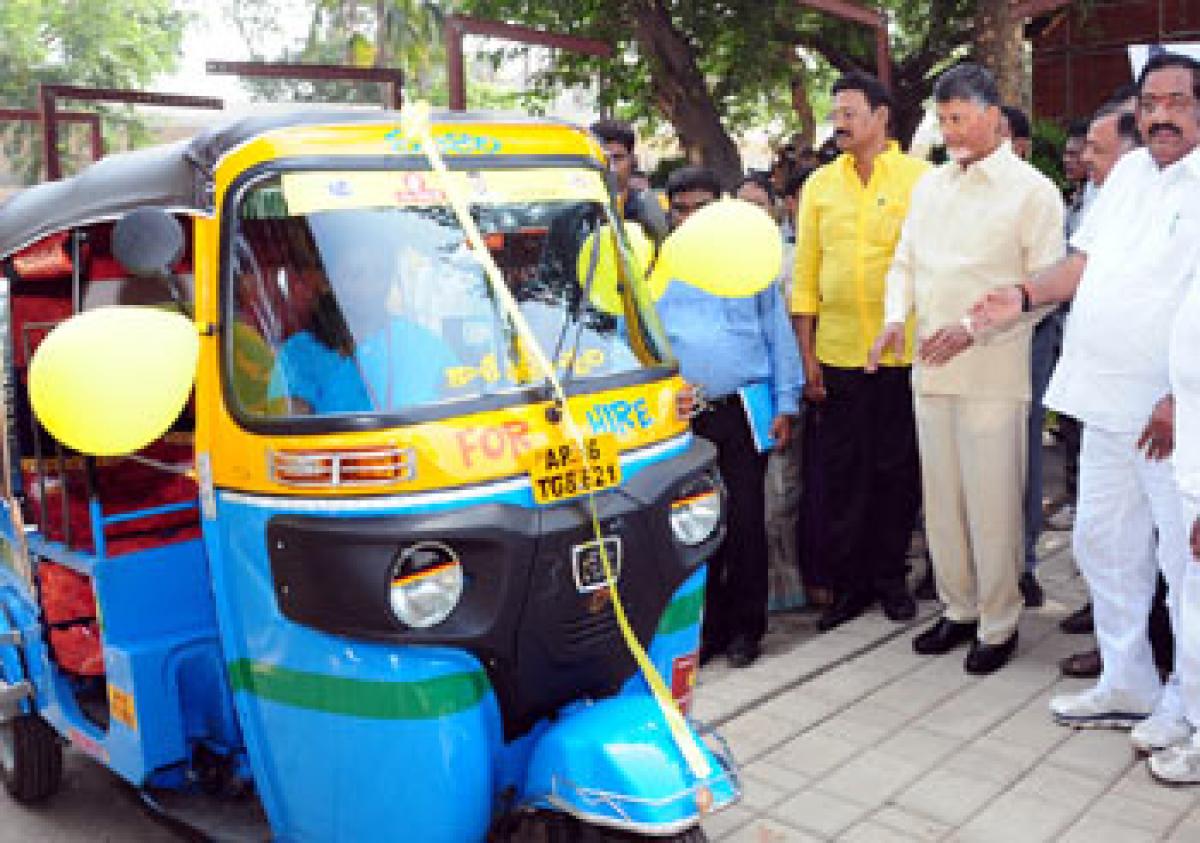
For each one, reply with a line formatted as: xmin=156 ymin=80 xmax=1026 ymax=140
xmin=652 ymin=199 xmax=782 ymax=298
xmin=576 ymin=222 xmax=655 ymax=315
xmin=29 ymin=307 xmax=199 ymax=456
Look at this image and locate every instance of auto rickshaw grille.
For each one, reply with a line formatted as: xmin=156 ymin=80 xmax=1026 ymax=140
xmin=557 ymin=604 xmax=621 ymax=656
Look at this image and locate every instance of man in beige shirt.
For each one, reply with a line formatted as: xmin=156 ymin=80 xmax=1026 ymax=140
xmin=868 ymin=63 xmax=1064 ymax=674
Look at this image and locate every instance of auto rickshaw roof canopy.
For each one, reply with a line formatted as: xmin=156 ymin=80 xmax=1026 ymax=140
xmin=0 ymin=110 xmax=597 ymax=261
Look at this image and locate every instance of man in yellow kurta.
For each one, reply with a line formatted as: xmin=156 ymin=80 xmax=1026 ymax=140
xmin=870 ymin=63 xmax=1064 ymax=675
xmin=791 ymin=72 xmax=929 ymax=632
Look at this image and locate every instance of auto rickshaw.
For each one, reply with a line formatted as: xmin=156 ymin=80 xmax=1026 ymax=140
xmin=0 ymin=107 xmax=773 ymax=840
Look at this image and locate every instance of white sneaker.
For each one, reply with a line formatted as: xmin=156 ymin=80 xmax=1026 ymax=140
xmin=1049 ymin=687 xmax=1152 ymax=730
xmin=1149 ymin=743 xmax=1200 ymax=785
xmin=1131 ymin=711 xmax=1193 ymax=752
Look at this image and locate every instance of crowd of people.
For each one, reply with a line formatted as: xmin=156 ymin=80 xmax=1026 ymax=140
xmin=593 ymin=50 xmax=1200 ymax=786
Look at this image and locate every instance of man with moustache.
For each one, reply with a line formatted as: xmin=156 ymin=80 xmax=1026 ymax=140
xmin=970 ymin=53 xmax=1200 ymax=747
xmin=790 ymin=72 xmax=929 ymax=631
xmin=869 ymin=63 xmax=1064 ymax=674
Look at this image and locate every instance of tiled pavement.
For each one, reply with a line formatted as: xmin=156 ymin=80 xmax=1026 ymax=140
xmin=697 ymin=525 xmax=1200 ymax=842
xmin=6 ymin=444 xmax=1195 ymax=841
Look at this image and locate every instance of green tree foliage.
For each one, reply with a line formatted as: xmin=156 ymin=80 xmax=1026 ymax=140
xmin=460 ymin=0 xmax=985 ymax=183
xmin=0 ymin=0 xmax=186 ymax=182
xmin=222 ymin=1 xmax=1024 ymax=185
xmin=1031 ymin=116 xmax=1067 ymax=190
xmin=222 ymin=0 xmax=458 ymax=103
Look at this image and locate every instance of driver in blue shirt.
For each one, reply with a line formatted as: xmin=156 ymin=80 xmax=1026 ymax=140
xmin=267 ymin=255 xmax=458 ymax=415
xmin=656 ymin=166 xmax=803 ymax=669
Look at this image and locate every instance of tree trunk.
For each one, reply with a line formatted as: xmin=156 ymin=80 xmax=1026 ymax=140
xmin=973 ymin=0 xmax=1025 ymax=108
xmin=629 ymin=0 xmax=742 ymax=189
xmin=892 ymin=71 xmax=933 ymax=150
xmin=374 ymin=0 xmax=391 ymax=67
xmin=790 ymin=71 xmax=816 ymax=150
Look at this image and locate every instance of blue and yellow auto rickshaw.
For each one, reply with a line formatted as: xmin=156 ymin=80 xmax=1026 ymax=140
xmin=0 ymin=108 xmax=774 ymax=840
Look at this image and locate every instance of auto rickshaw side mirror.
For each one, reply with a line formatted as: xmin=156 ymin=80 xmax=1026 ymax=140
xmin=112 ymin=207 xmax=185 ymax=279
xmin=112 ymin=208 xmax=192 ymax=316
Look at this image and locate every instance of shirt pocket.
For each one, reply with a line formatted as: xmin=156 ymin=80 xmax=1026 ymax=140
xmin=721 ymin=296 xmax=762 ymax=339
xmin=867 ymin=200 xmax=907 ymax=250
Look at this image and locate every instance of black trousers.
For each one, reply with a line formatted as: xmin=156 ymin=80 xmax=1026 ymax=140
xmin=1059 ymin=415 xmax=1081 ymax=499
xmin=1151 ymin=572 xmax=1173 ymax=677
xmin=815 ymin=365 xmax=921 ymax=598
xmin=693 ymin=399 xmax=770 ymax=648
xmin=799 ymin=407 xmax=833 ymax=591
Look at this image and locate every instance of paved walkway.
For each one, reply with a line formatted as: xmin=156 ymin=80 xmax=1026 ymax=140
xmin=697 ymin=524 xmax=1200 ymax=842
xmin=7 ymin=446 xmax=1196 ymax=841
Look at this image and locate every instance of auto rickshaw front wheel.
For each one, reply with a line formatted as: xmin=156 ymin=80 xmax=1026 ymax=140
xmin=0 ymin=713 xmax=64 ymax=804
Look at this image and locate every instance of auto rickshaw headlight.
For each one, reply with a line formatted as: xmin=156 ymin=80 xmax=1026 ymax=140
xmin=669 ymin=477 xmax=722 ymax=546
xmin=388 ymin=542 xmax=464 ymax=628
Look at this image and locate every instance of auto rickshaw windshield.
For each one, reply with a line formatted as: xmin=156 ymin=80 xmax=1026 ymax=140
xmin=225 ymin=167 xmax=672 ymax=421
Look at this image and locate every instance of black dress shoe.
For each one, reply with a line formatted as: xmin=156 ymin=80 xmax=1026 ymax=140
xmin=913 ymin=617 xmax=977 ymax=655
xmin=1019 ymin=572 xmax=1044 ymax=608
xmin=816 ymin=593 xmax=871 ymax=632
xmin=1059 ymin=648 xmax=1102 ymax=678
xmin=964 ymin=631 xmax=1018 ymax=675
xmin=880 ymin=589 xmax=917 ymax=622
xmin=726 ymin=635 xmax=761 ymax=668
xmin=1059 ymin=603 xmax=1093 ymax=634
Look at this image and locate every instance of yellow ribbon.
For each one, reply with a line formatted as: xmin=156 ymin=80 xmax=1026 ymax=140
xmin=399 ymin=103 xmax=710 ymax=779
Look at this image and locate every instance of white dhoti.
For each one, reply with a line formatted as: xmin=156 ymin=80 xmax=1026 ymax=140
xmin=1074 ymin=425 xmax=1193 ymax=711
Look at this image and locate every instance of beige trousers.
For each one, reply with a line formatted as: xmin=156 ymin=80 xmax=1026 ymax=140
xmin=915 ymin=394 xmax=1028 ymax=645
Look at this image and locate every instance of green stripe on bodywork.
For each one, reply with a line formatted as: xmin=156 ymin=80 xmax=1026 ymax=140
xmin=656 ymin=586 xmax=705 ymax=635
xmin=227 ymin=659 xmax=489 ymax=719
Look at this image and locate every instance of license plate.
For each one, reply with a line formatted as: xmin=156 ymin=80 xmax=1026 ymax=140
xmin=528 ymin=434 xmax=621 ymax=504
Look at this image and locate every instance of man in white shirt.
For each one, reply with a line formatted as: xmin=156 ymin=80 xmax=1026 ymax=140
xmin=1148 ymin=268 xmax=1200 ymax=783
xmin=1058 ymin=102 xmax=1143 ymax=678
xmin=970 ymin=52 xmax=1200 ymax=752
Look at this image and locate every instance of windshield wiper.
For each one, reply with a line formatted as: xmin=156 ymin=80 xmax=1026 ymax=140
xmin=552 ymin=221 xmax=604 ymax=399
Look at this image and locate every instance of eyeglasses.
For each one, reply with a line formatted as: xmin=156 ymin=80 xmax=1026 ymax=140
xmin=826 ymin=107 xmax=865 ymax=122
xmin=670 ymin=199 xmax=711 ymax=215
xmin=1138 ymin=93 xmax=1198 ymax=115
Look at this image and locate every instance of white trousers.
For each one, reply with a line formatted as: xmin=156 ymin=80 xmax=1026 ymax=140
xmin=1075 ymin=426 xmax=1192 ymax=711
xmin=1177 ymin=495 xmax=1200 ymax=726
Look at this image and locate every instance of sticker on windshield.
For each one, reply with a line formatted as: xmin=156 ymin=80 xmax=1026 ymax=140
xmin=444 ymin=348 xmax=607 ymax=389
xmin=282 ymin=169 xmax=607 ymax=215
